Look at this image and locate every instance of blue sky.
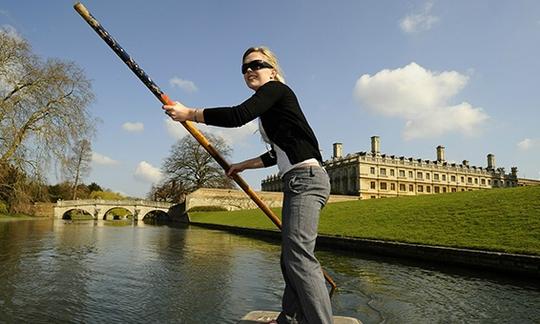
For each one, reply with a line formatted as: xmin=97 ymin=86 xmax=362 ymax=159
xmin=2 ymin=1 xmax=539 ymax=198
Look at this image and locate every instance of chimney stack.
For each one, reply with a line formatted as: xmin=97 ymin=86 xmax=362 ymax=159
xmin=333 ymin=143 xmax=343 ymax=159
xmin=511 ymin=167 xmax=518 ymax=177
xmin=436 ymin=145 xmax=445 ymax=162
xmin=487 ymin=154 xmax=495 ymax=169
xmin=462 ymin=160 xmax=469 ymax=167
xmin=371 ymin=136 xmax=380 ymax=155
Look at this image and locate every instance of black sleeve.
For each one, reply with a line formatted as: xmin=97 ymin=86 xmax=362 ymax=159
xmin=203 ymin=81 xmax=284 ymax=128
xmin=259 ymin=148 xmax=277 ymax=167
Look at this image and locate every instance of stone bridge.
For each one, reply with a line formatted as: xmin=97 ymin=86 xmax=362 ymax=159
xmin=54 ymin=199 xmax=173 ymax=221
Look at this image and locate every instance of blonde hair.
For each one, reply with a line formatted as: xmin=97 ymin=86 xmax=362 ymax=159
xmin=242 ymin=46 xmax=286 ymax=83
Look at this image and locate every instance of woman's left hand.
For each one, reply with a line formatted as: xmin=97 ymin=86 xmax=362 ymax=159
xmin=162 ymin=101 xmax=191 ymax=122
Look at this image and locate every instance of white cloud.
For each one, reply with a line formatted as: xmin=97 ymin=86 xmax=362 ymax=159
xmin=169 ymin=76 xmax=198 ymax=93
xmin=210 ymin=121 xmax=259 ymax=146
xmin=122 ymin=121 xmax=144 ymax=132
xmin=517 ymin=138 xmax=539 ymax=151
xmin=400 ymin=1 xmax=440 ymax=33
xmin=134 ymin=161 xmax=162 ymax=184
xmin=164 ymin=118 xmax=258 ymax=146
xmin=165 ymin=118 xmax=185 ymax=140
xmin=92 ymin=152 xmax=120 ymax=166
xmin=354 ymin=62 xmax=489 ymax=140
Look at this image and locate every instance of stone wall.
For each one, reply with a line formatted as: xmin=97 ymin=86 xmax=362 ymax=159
xmin=186 ymin=188 xmax=357 ymax=211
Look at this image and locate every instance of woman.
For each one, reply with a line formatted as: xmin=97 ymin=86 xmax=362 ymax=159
xmin=163 ymin=47 xmax=333 ymax=324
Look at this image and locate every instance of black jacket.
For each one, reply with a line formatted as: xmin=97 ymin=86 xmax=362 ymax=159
xmin=203 ymin=81 xmax=322 ymax=167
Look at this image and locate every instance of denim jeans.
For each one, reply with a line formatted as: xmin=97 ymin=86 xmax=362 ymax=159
xmin=276 ymin=165 xmax=332 ymax=324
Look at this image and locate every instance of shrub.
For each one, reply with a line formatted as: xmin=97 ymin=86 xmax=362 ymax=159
xmin=188 ymin=205 xmax=228 ymax=212
xmin=0 ymin=200 xmax=8 ymax=214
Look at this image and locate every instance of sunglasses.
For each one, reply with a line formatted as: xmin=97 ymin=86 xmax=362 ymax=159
xmin=241 ymin=60 xmax=274 ymax=74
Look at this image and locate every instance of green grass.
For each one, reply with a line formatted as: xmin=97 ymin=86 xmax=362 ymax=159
xmin=190 ymin=186 xmax=540 ymax=255
xmin=0 ymin=213 xmax=36 ymax=221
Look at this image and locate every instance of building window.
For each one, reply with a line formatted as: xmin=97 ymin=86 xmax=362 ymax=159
xmin=380 ymin=168 xmax=386 ymax=176
xmin=481 ymin=179 xmax=486 ymax=185
xmin=418 ymin=185 xmax=424 ymax=192
xmin=390 ymin=169 xmax=395 ymax=176
xmin=442 ymin=174 xmax=446 ymax=181
xmin=451 ymin=188 xmax=457 ymax=192
xmin=409 ymin=171 xmax=413 ymax=178
xmin=399 ymin=170 xmax=406 ymax=177
xmin=417 ymin=172 xmax=423 ymax=179
xmin=468 ymin=177 xmax=473 ymax=184
xmin=390 ymin=183 xmax=396 ymax=191
xmin=451 ymin=175 xmax=456 ymax=182
xmin=434 ymin=173 xmax=439 ymax=180
xmin=426 ymin=173 xmax=431 ymax=180
xmin=434 ymin=186 xmax=440 ymax=193
xmin=380 ymin=182 xmax=387 ymax=190
xmin=475 ymin=178 xmax=478 ymax=184
xmin=400 ymin=184 xmax=406 ymax=191
xmin=371 ymin=195 xmax=376 ymax=199
xmin=426 ymin=186 xmax=431 ymax=193
xmin=443 ymin=187 xmax=447 ymax=193
xmin=461 ymin=176 xmax=464 ymax=183
xmin=370 ymin=181 xmax=376 ymax=189
xmin=488 ymin=179 xmax=491 ymax=185
xmin=409 ymin=184 xmax=414 ymax=192
xmin=370 ymin=167 xmax=375 ymax=175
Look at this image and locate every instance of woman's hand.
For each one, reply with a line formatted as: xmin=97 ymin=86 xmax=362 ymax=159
xmin=162 ymin=101 xmax=191 ymax=122
xmin=226 ymin=162 xmax=247 ymax=177
xmin=226 ymin=157 xmax=264 ymax=177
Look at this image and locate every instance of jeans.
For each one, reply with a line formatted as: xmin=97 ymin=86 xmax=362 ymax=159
xmin=276 ymin=165 xmax=332 ymax=324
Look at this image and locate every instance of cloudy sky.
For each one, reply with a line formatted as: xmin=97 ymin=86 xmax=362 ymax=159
xmin=2 ymin=1 xmax=539 ymax=197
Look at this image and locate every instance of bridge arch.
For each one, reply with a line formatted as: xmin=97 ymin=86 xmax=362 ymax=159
xmin=102 ymin=207 xmax=135 ymax=220
xmin=141 ymin=209 xmax=170 ymax=221
xmin=61 ymin=208 xmax=94 ymax=220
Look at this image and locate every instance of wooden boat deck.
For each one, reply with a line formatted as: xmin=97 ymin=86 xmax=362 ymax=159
xmin=238 ymin=310 xmax=362 ymax=323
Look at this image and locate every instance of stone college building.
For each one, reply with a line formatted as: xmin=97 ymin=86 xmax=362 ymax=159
xmin=261 ymin=136 xmax=540 ymax=199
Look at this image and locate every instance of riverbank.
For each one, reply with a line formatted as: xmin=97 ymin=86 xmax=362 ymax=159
xmin=189 ymin=186 xmax=540 ymax=276
xmin=190 ymin=221 xmax=540 ymax=278
xmin=190 ymin=185 xmax=540 ymax=255
xmin=0 ymin=213 xmax=37 ymax=222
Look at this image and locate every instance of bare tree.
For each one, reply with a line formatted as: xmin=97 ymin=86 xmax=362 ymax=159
xmin=154 ymin=132 xmax=235 ymax=202
xmin=0 ymin=27 xmax=96 ymax=175
xmin=62 ymin=139 xmax=92 ymax=199
xmin=0 ymin=27 xmax=96 ymax=211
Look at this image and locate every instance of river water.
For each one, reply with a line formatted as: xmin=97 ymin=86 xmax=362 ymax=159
xmin=0 ymin=219 xmax=538 ymax=323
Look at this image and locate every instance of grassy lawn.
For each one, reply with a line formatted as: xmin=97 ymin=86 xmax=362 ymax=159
xmin=0 ymin=213 xmax=37 ymax=222
xmin=190 ymin=185 xmax=540 ymax=255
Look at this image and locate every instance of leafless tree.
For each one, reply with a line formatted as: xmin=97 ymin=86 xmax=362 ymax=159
xmin=0 ymin=27 xmax=96 ymax=175
xmin=154 ymin=132 xmax=235 ymax=202
xmin=0 ymin=27 xmax=96 ymax=210
xmin=62 ymin=139 xmax=92 ymax=199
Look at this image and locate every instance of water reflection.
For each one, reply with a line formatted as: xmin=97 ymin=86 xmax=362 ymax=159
xmin=0 ymin=219 xmax=538 ymax=323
